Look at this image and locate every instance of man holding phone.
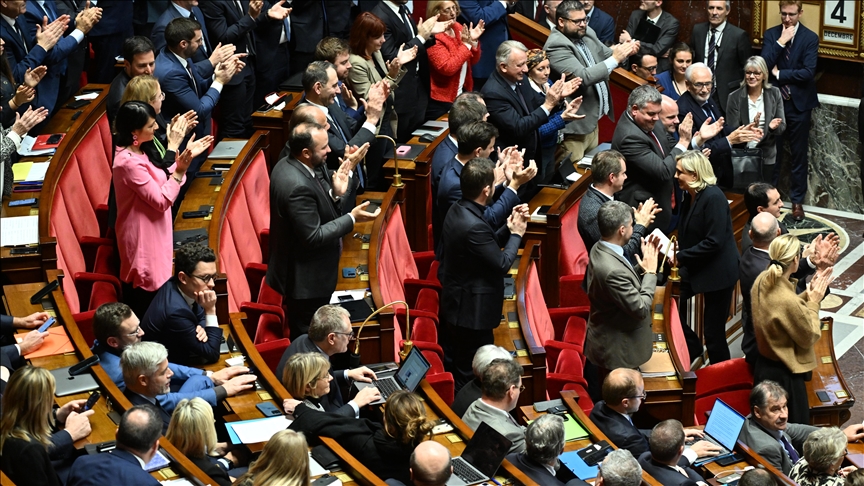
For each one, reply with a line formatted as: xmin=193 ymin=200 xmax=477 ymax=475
xmin=1 ymin=312 xmax=49 ymax=369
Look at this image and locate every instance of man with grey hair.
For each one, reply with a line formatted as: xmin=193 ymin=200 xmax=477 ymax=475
xmin=596 ymin=449 xmax=642 ymax=486
xmin=275 ymin=304 xmax=380 ymax=418
xmin=462 ymin=358 xmax=527 ymax=454
xmin=638 ymin=419 xmax=706 ymax=485
xmin=506 ymin=414 xmax=591 ymax=485
xmin=481 ymin=39 xmax=579 ymax=184
xmin=451 ymin=345 xmax=513 ymax=417
xmin=545 ymin=0 xmax=639 ymax=162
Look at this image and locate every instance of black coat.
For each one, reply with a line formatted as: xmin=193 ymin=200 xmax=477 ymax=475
xmin=481 ymin=69 xmax=549 ymax=165
xmin=690 ymin=22 xmax=751 ymax=114
xmin=677 ymin=185 xmax=740 ymax=294
xmin=637 ymin=452 xmax=702 ymax=486
xmin=1 ymin=436 xmax=62 ymax=486
xmin=274 ymin=335 xmax=354 ymax=418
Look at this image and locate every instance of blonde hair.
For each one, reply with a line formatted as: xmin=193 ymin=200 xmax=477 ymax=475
xmin=383 ymin=391 xmax=434 ymax=447
xmin=676 ymin=150 xmax=716 ymax=191
xmin=166 ymin=398 xmax=218 ymax=459
xmin=739 ymin=56 xmax=773 ymax=90
xmin=235 ymin=430 xmax=310 ymax=486
xmin=427 ymin=0 xmax=458 ymax=18
xmin=0 ymin=366 xmax=55 ymax=450
xmin=282 ymin=352 xmax=330 ymax=399
xmin=761 ymin=233 xmax=801 ymax=282
xmin=121 ymin=74 xmax=160 ymax=106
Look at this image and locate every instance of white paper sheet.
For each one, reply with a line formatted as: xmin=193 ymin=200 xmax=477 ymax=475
xmin=17 ymin=136 xmax=56 ymax=156
xmin=74 ymin=92 xmax=99 ymax=101
xmin=230 ymin=415 xmax=293 ymax=444
xmin=160 ymin=479 xmax=195 ymax=486
xmin=25 ymin=162 xmax=50 ymax=182
xmin=566 ymin=171 xmax=581 ymax=183
xmin=329 ymin=289 xmax=369 ymax=304
xmin=1 ymin=215 xmax=39 ymax=246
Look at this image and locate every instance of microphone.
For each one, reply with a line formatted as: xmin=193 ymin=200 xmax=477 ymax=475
xmin=348 ymin=300 xmax=412 ymax=369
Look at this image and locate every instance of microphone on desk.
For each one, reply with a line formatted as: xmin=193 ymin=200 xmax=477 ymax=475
xmin=349 ymin=300 xmax=411 ymax=369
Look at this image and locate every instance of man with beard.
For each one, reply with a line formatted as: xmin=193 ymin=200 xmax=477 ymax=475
xmin=545 ymin=0 xmax=638 ymax=162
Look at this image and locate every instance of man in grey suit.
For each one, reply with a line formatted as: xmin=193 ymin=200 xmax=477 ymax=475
xmin=584 ymin=201 xmax=660 ymax=373
xmin=462 ymin=359 xmax=526 ymax=454
xmin=619 ymin=0 xmax=679 ymax=73
xmin=545 ymin=0 xmax=638 ymax=162
xmin=738 ymin=381 xmax=864 ymax=475
xmin=506 ymin=414 xmax=590 ymax=486
xmin=637 ymin=420 xmax=705 ymax=486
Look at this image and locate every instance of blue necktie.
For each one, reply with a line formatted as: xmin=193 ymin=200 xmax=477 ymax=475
xmin=41 ymin=1 xmax=57 ymax=21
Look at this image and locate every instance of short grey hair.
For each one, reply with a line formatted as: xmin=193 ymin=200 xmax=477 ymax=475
xmin=803 ymin=427 xmax=848 ymax=473
xmin=496 ymin=40 xmax=528 ymax=66
xmin=525 ymin=414 xmax=566 ymax=465
xmin=739 ymin=56 xmax=773 ymax=90
xmin=597 ymin=201 xmax=633 ymax=239
xmin=597 ymin=449 xmax=642 ymax=486
xmin=685 ymin=62 xmax=711 ymax=83
xmin=308 ymin=305 xmax=351 ymax=342
xmin=750 ymin=380 xmax=788 ymax=413
xmin=472 ymin=345 xmax=513 ymax=379
xmin=121 ymin=341 xmax=168 ymax=384
xmin=627 ymin=84 xmax=662 ymax=110
xmin=708 ymin=0 xmax=731 ymax=9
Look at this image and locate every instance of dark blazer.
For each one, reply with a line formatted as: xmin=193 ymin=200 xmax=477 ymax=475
xmin=266 ymin=156 xmax=355 ymax=300
xmin=481 ymin=69 xmax=549 ymax=163
xmin=66 ymin=449 xmax=161 ymax=486
xmin=577 ymin=185 xmax=646 ymax=256
xmin=761 ymin=23 xmax=819 ymax=113
xmin=140 ymin=277 xmax=223 ymax=365
xmin=737 ymin=417 xmax=817 ymax=475
xmin=274 ymin=334 xmax=354 ymax=418
xmin=459 ymin=1 xmax=510 ymax=79
xmin=587 ymin=6 xmax=616 ymax=46
xmin=677 ymin=91 xmax=734 ymax=187
xmin=298 ymin=100 xmax=376 ymax=172
xmin=53 ymin=0 xmax=88 ymax=104
xmin=106 ymin=70 xmax=132 ymax=124
xmin=637 ymin=452 xmax=702 ymax=486
xmin=438 ymin=200 xmax=521 ymax=331
xmin=725 ymin=86 xmax=786 ymax=165
xmin=624 ymin=9 xmax=680 ymax=72
xmin=677 ymin=185 xmax=740 ymax=294
xmin=199 ymin=0 xmax=261 ymax=86
xmin=451 ymin=377 xmax=482 ymax=418
xmin=690 ymin=22 xmax=751 ymax=114
xmin=86 ymin=0 xmax=133 ymax=37
xmin=1 ymin=436 xmax=61 ymax=486
xmin=153 ymin=47 xmax=221 ymax=139
xmin=611 ymin=112 xmax=682 ymax=232
xmin=190 ymin=456 xmax=231 ymax=486
xmin=289 ymin=0 xmax=350 ymax=54
xmin=151 ymin=3 xmax=214 ymax=77
xmin=124 ymin=390 xmax=172 ymax=434
xmin=505 ymin=452 xmax=590 ymax=486
xmin=0 ymin=14 xmax=49 ymax=84
xmin=589 ymin=401 xmax=651 ymax=458
xmin=430 ymin=135 xmax=458 ymax=248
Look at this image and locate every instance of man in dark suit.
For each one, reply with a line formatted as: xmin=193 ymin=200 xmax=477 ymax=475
xmin=590 ymin=369 xmax=719 ymax=461
xmin=85 ymin=0 xmax=133 ymax=83
xmin=266 ymin=122 xmax=380 ymax=338
xmin=620 ymin=0 xmax=679 ymax=73
xmin=405 ymin=441 xmax=454 ymax=486
xmin=251 ymin=0 xmax=292 ymax=106
xmin=438 ymin=158 xmax=527 ymax=389
xmin=50 ymin=0 xmax=97 ymax=107
xmin=536 ymin=0 xmax=559 ymax=31
xmin=761 ymin=1 xmax=819 ymax=222
xmin=690 ymin=0 xmax=750 ymax=115
xmin=106 ymin=36 xmax=156 ymax=124
xmin=506 ymin=414 xmax=590 ymax=486
xmin=583 ymin=0 xmax=614 ymax=46
xmin=140 ymin=243 xmax=224 ymax=366
xmin=289 ymin=0 xmax=351 ymax=74
xmin=459 ymin=0 xmax=512 ymax=90
xmin=65 ymin=405 xmax=164 ymax=486
xmin=274 ymin=305 xmax=380 ymax=418
xmin=0 ymin=312 xmax=48 ymax=370
xmin=638 ymin=420 xmax=705 ymax=486
xmin=628 ymin=48 xmax=657 ymax=81
xmin=151 ymin=0 xmax=235 ymax=81
xmin=314 ymin=36 xmax=366 ymax=122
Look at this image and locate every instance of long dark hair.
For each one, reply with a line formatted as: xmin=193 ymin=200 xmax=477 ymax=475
xmin=113 ymin=101 xmax=163 ymax=167
xmin=0 ymin=47 xmax=14 ymax=84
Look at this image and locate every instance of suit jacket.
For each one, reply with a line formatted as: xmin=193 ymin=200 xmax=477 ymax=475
xmin=452 ymin=377 xmax=482 ymax=418
xmin=459 ymin=1 xmax=510 ymax=79
xmin=151 ymin=3 xmax=214 ymax=78
xmin=625 ymin=9 xmax=680 ymax=73
xmin=289 ymin=0 xmax=351 ymax=53
xmin=637 ymin=452 xmax=702 ymax=486
xmin=86 ymin=0 xmax=133 ymax=37
xmin=438 ymin=200 xmax=521 ymax=331
xmin=266 ymin=156 xmax=354 ymax=300
xmin=505 ymin=452 xmax=590 ymax=486
xmin=584 ymin=242 xmax=656 ymax=370
xmin=0 ymin=436 xmax=62 ymax=486
xmin=690 ymin=21 xmax=751 ymax=114
xmin=577 ymin=185 xmax=647 ymax=256
xmin=431 ymin=135 xmax=458 ymax=205
xmin=612 ymin=112 xmax=682 ymax=232
xmin=140 ymin=277 xmax=223 ymax=365
xmin=462 ymin=399 xmax=526 ymax=454
xmin=106 ymin=70 xmax=132 ymax=124
xmin=481 ymin=69 xmax=549 ymax=163
xmin=676 ymin=91 xmax=734 ymax=187
xmin=545 ymin=27 xmax=614 ymax=136
xmin=0 ymin=14 xmax=49 ymax=85
xmin=274 ymin=334 xmax=355 ymax=418
xmin=154 ymin=47 xmax=221 ymax=139
xmin=587 ymin=6 xmax=615 ymax=46
xmin=761 ymin=23 xmax=819 ymax=113
xmin=677 ymin=185 xmax=740 ymax=293
xmin=346 ymin=51 xmax=400 ymax=135
xmin=66 ymin=449 xmax=160 ymax=486
xmin=737 ymin=417 xmax=817 ymax=475
xmin=190 ymin=456 xmax=231 ymax=486
xmin=53 ymin=0 xmax=88 ymax=99
xmin=298 ymin=100 xmax=376 ymax=172
xmin=725 ymin=86 xmax=786 ymax=165
xmin=124 ymin=390 xmax=172 ymax=434
xmin=199 ymin=0 xmax=263 ymax=85
xmin=589 ymin=401 xmax=651 ymax=458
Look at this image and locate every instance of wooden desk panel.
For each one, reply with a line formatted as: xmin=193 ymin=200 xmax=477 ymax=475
xmin=807 ymin=317 xmax=855 ymax=426
xmin=250 ymin=91 xmax=302 ymax=172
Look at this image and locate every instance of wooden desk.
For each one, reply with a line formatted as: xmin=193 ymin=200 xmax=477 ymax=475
xmin=250 ymin=91 xmax=302 ymax=172
xmin=806 ymin=317 xmax=856 ymax=426
xmin=699 ymin=438 xmax=796 ymax=485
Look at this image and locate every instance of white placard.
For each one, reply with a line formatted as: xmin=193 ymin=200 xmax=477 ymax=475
xmin=823 ymin=0 xmax=855 ymax=29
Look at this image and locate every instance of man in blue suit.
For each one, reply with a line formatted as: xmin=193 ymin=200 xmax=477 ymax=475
xmin=583 ymin=0 xmax=614 ymax=45
xmin=65 ymin=405 xmax=165 ymax=486
xmin=151 ymin=0 xmax=234 ymax=80
xmin=459 ymin=0 xmax=512 ymax=90
xmin=86 ymin=0 xmax=134 ymax=83
xmin=761 ymin=0 xmax=819 ymax=221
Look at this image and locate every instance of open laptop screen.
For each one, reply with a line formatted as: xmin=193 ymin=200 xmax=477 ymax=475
xmin=396 ymin=347 xmax=431 ymax=392
xmin=704 ymin=399 xmax=746 ymax=450
xmin=461 ymin=422 xmax=513 ymax=478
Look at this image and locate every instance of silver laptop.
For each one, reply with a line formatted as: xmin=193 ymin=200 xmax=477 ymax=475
xmin=691 ymin=398 xmax=747 ymax=466
xmin=446 ymin=421 xmax=513 ymax=486
xmin=51 ymin=366 xmax=99 ymax=397
xmin=207 ymin=140 xmax=246 ymax=159
xmin=354 ymin=346 xmax=431 ymax=405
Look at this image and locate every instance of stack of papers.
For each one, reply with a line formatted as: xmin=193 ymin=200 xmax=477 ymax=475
xmin=577 ymin=143 xmax=611 ymax=168
xmin=74 ymin=91 xmax=99 ymax=101
xmin=639 ymin=350 xmax=677 ymax=377
xmin=1 ymin=215 xmax=39 ymax=246
xmin=11 ymin=161 xmax=50 ymax=182
xmin=412 ymin=120 xmax=448 ymax=138
xmin=18 ymin=136 xmax=56 ymax=156
xmin=225 ymin=415 xmax=293 ymax=444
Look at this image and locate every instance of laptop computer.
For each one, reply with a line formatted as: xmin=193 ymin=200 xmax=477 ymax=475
xmin=690 ymin=398 xmax=747 ymax=466
xmin=354 ymin=346 xmax=431 ymax=405
xmin=446 ymin=421 xmax=513 ymax=486
xmin=51 ymin=365 xmax=99 ymax=397
xmin=557 ymin=153 xmax=578 ymax=187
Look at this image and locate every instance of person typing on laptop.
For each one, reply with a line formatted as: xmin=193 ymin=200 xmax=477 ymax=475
xmin=638 ymin=420 xmax=707 ymax=486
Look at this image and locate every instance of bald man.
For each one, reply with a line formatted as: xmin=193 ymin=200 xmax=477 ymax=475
xmin=410 ymin=441 xmax=452 ymax=486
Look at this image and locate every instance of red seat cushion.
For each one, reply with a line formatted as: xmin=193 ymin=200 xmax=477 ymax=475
xmin=559 ymin=199 xmax=589 ymax=277
xmin=256 ymin=338 xmax=291 ymax=374
xmin=525 ymin=262 xmax=555 ymax=351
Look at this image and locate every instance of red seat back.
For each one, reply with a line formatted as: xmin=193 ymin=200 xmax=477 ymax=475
xmin=255 ymin=338 xmax=291 ymax=374
xmin=525 ymin=262 xmax=556 ymax=354
xmin=559 ymin=199 xmax=589 ymax=277
xmin=669 ymin=298 xmax=691 ymax=372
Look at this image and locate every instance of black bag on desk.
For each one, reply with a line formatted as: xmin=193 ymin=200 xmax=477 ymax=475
xmin=731 ymin=148 xmax=762 ymax=192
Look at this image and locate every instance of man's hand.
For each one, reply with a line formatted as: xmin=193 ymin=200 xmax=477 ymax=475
xmin=62 ymin=408 xmax=95 ymax=441
xmin=266 ymin=1 xmax=291 ymax=20
xmin=843 ymin=423 xmax=864 ymax=442
xmin=210 ymin=366 xmax=250 ymax=386
xmin=507 ymin=207 xmax=528 ymax=236
xmin=683 ymin=428 xmax=704 ymax=440
xmin=561 ymin=96 xmax=585 ymax=121
xmin=694 ymin=116 xmax=725 ymax=146
xmin=771 ymin=65 xmax=780 ymax=79
xmin=678 ymin=112 xmax=694 ymax=146
xmin=222 ymin=374 xmax=257 ymax=396
xmin=493 ymin=159 xmax=507 ymax=186
xmin=283 ymin=398 xmax=301 ymax=415
xmin=248 ymin=0 xmax=263 ymax=19
xmin=11 ymin=107 xmax=49 ymax=136
xmin=346 ymin=366 xmax=377 ymax=383
xmin=611 ymin=40 xmax=638 ymax=64
xmin=361 ymin=81 xmax=386 ymax=125
xmin=12 ymin=312 xmax=50 ymax=329
xmin=23 ymin=65 xmax=47 ymax=88
xmin=74 ymin=6 xmax=101 ymax=33
xmin=636 ymin=234 xmax=660 ymax=274
xmin=195 ymin=288 xmax=218 ymax=315
xmin=811 ymin=232 xmax=839 ymax=270
xmin=690 ymin=440 xmax=723 ymax=458
xmin=543 ymin=74 xmax=567 ymax=111
xmin=194 ymin=325 xmax=208 ymax=342
xmin=208 ymin=43 xmax=236 ymax=67
xmin=350 ymin=201 xmax=381 ymax=223
xmin=633 ymin=198 xmax=660 ymax=227
xmin=619 ymin=30 xmax=632 ymax=43
xmin=396 ymin=43 xmax=418 ymax=66
xmin=342 ymin=86 xmax=359 ymax=110
xmin=778 ymin=24 xmax=795 ymax=46
xmin=339 ymin=142 xmax=370 ymax=174
xmin=509 ymin=159 xmax=537 ymax=190
xmin=35 ymin=20 xmax=64 ymax=51
xmin=561 ymin=76 xmax=582 ymax=97
xmin=351 ymin=386 xmax=382 ymax=407
xmin=18 ymin=329 xmax=47 ymax=355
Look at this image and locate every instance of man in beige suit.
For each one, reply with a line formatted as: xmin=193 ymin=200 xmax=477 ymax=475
xmin=584 ymin=201 xmax=660 ymax=373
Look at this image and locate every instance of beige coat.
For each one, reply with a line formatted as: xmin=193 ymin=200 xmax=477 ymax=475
xmin=347 ymin=51 xmax=404 ymax=137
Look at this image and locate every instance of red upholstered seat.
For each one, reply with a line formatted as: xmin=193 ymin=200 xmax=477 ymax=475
xmin=73 ymin=310 xmax=96 ymax=347
xmin=422 ymin=350 xmax=454 ymax=406
xmin=256 ymin=338 xmax=291 ymax=374
xmin=695 ymin=389 xmax=751 ymax=424
xmin=559 ymin=199 xmax=590 ymax=307
xmin=562 ymin=382 xmax=595 ymax=415
xmin=547 ymin=349 xmax=589 ymax=401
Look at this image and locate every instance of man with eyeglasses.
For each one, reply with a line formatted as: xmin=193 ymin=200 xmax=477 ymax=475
xmin=140 ymin=242 xmax=225 ymax=365
xmin=462 ymin=358 xmax=527 ymax=454
xmin=275 ymin=305 xmax=380 ymax=418
xmin=760 ymin=0 xmax=819 ymax=222
xmin=93 ymin=302 xmax=255 ymax=411
xmin=628 ymin=48 xmax=657 ymax=81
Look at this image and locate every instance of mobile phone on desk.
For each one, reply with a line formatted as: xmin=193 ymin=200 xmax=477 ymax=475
xmin=256 ymin=402 xmax=282 ymax=417
xmin=9 ymin=198 xmax=37 ymax=207
xmin=37 ymin=316 xmax=56 ymax=333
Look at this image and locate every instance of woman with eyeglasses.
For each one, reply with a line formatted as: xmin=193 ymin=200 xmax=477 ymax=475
xmin=282 ymin=352 xmax=380 ymax=416
xmin=725 ymin=56 xmax=786 ymax=182
xmin=789 ymin=427 xmax=858 ymax=485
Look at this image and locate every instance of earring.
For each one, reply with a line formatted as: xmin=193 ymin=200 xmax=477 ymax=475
xmin=133 ymin=134 xmax=138 ymax=146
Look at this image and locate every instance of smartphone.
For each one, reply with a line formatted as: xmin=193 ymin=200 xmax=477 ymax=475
xmin=396 ymin=145 xmax=411 ymax=155
xmin=9 ymin=198 xmax=37 ymax=207
xmin=46 ymin=134 xmax=63 ymax=144
xmin=338 ymin=294 xmax=354 ymax=302
xmin=716 ymin=453 xmax=743 ymax=467
xmin=37 ymin=316 xmax=56 ymax=333
xmin=65 ymin=99 xmax=90 ymax=109
xmin=82 ymin=390 xmax=101 ymax=411
xmin=10 ymin=247 xmax=39 ymax=255
xmin=256 ymin=402 xmax=282 ymax=417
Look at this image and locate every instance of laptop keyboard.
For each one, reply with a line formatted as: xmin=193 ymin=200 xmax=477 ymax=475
xmin=453 ymin=459 xmax=485 ymax=484
xmin=372 ymin=378 xmax=400 ymax=398
xmin=687 ymin=435 xmax=728 ymax=453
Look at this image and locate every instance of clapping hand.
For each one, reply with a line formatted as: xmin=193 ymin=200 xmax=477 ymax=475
xmin=11 ymin=84 xmax=35 ymax=108
xmin=166 ymin=116 xmax=189 ymax=151
xmin=561 ymin=96 xmax=585 ymax=121
xmin=805 ymin=266 xmax=834 ymax=302
xmin=561 ymin=76 xmax=581 ymax=97
xmin=396 ymin=43 xmax=418 ymax=66
xmin=23 ymin=66 xmax=47 ymax=88
xmin=636 ymin=234 xmax=661 ymax=274
xmin=267 ymin=0 xmax=291 ymax=20
xmin=634 ymin=198 xmax=661 ymax=227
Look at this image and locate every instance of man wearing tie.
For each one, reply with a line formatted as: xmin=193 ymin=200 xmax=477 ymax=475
xmin=760 ymin=0 xmax=818 ymax=222
xmin=583 ymin=0 xmax=615 ymax=46
xmin=51 ymin=0 xmax=99 ymax=106
xmin=619 ymin=0 xmax=679 ymax=73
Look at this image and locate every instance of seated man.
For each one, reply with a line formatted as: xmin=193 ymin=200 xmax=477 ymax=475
xmin=1 ymin=312 xmax=49 ymax=370
xmin=506 ymin=414 xmax=590 ymax=486
xmin=451 ymin=344 xmax=512 ymax=418
xmin=590 ymin=369 xmax=719 ymax=461
xmin=462 ymin=358 xmax=526 ymax=454
xmin=405 ymin=441 xmax=453 ymax=486
xmin=275 ymin=305 xmax=380 ymax=418
xmin=638 ymin=419 xmax=706 ymax=486
xmin=93 ymin=302 xmax=254 ymax=410
xmin=122 ymin=342 xmax=256 ymax=433
xmin=738 ymin=380 xmax=864 ymax=475
xmin=738 ymin=468 xmax=774 ymax=486
xmin=629 ymin=48 xmax=658 ymax=81
xmin=140 ymin=243 xmax=223 ymax=365
xmin=66 ymin=405 xmax=163 ymax=486
xmin=595 ymin=449 xmax=643 ymax=486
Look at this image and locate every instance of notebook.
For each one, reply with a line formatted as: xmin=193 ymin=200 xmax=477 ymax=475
xmin=354 ymin=346 xmax=430 ymax=405
xmin=691 ymin=398 xmax=747 ymax=466
xmin=446 ymin=422 xmax=513 ymax=486
xmin=207 ymin=140 xmax=246 ymax=159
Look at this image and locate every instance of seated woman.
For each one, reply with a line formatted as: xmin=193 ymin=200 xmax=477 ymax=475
xmin=234 ymin=429 xmax=310 ymax=486
xmin=166 ymin=398 xmax=247 ymax=486
xmin=282 ymin=352 xmax=333 ymax=413
xmin=789 ymin=427 xmax=858 ymax=485
xmin=0 ymin=366 xmax=94 ymax=486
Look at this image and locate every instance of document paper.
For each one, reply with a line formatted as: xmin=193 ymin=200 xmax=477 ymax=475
xmin=226 ymin=416 xmax=293 ymax=444
xmin=1 ymin=215 xmax=39 ymax=246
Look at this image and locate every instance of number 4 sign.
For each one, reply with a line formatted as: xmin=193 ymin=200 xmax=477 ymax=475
xmin=823 ymin=0 xmax=854 ymax=29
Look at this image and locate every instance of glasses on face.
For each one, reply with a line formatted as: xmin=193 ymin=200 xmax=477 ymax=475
xmin=745 ymin=71 xmax=762 ymax=77
xmin=512 ymin=384 xmax=526 ymax=393
xmin=628 ymin=393 xmax=647 ymax=401
xmin=563 ymin=16 xmax=588 ymax=25
xmin=191 ymin=274 xmax=217 ymax=284
xmin=692 ymin=82 xmax=713 ymax=89
xmin=152 ymin=92 xmax=165 ymax=101
xmin=125 ymin=325 xmax=142 ymax=337
xmin=334 ymin=330 xmax=355 ymax=340
xmin=780 ymin=11 xmax=799 ymax=18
